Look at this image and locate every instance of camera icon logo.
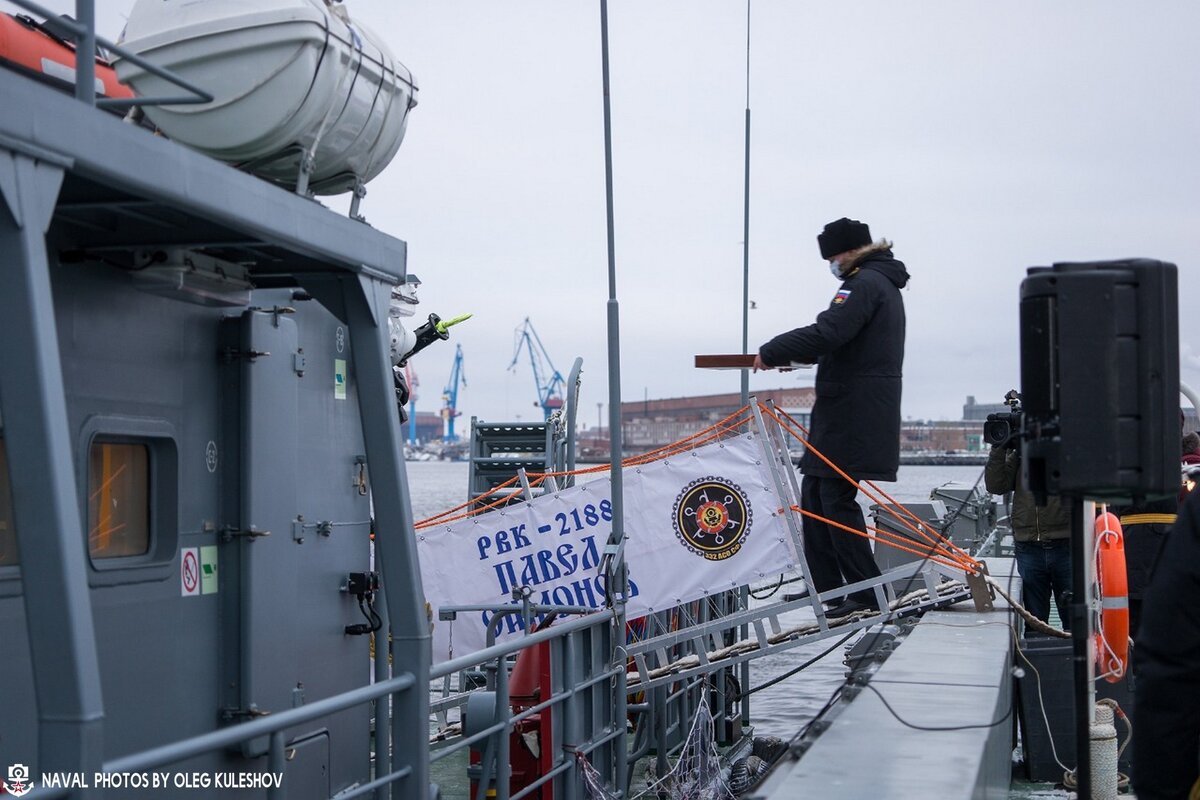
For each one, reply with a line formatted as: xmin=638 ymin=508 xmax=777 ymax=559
xmin=4 ymin=763 xmax=34 ymax=797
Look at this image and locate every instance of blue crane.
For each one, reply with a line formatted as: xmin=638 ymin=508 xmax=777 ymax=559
xmin=441 ymin=344 xmax=467 ymax=442
xmin=509 ymin=317 xmax=565 ymax=420
xmin=404 ymin=362 xmax=419 ymax=446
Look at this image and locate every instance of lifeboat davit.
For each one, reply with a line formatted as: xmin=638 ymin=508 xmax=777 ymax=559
xmin=114 ymin=0 xmax=418 ymax=195
xmin=0 ymin=13 xmax=134 ymax=101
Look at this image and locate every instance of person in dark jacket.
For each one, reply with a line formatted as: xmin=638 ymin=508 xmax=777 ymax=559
xmin=1183 ymin=431 xmax=1200 ymax=463
xmin=1182 ymin=430 xmax=1200 ymax=501
xmin=1120 ymin=430 xmax=1200 ymax=639
xmin=1115 ymin=493 xmax=1178 ymax=640
xmin=753 ymin=217 xmax=908 ymax=615
xmin=984 ymin=445 xmax=1072 ymax=628
xmin=1132 ymin=487 xmax=1200 ymax=799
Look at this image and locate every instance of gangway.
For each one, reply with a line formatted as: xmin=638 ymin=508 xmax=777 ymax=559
xmin=468 ymin=357 xmax=582 ymax=502
xmin=609 ymin=404 xmax=984 ymax=788
xmin=620 ymin=398 xmax=978 ymax=714
xmin=622 ymin=560 xmax=973 ymax=693
xmin=509 ymin=317 xmax=566 ymax=421
xmin=436 ymin=397 xmax=988 ymax=798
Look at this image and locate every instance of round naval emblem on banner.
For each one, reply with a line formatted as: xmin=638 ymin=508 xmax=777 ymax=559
xmin=672 ymin=476 xmax=752 ymax=561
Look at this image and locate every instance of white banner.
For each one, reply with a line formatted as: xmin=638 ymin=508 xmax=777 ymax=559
xmin=417 ymin=433 xmax=798 ymax=662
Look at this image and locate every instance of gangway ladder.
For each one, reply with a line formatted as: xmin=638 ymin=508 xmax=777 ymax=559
xmin=622 ymin=398 xmax=984 ymax=693
xmin=623 ymin=559 xmax=975 ymax=694
xmin=467 ymin=357 xmax=583 ymax=504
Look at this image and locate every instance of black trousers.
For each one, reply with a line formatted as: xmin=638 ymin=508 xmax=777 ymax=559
xmin=800 ymin=474 xmax=882 ymax=606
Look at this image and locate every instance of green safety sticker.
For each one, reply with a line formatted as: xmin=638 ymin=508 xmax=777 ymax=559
xmin=200 ymin=545 xmax=218 ymax=595
xmin=335 ymin=358 xmax=347 ymax=400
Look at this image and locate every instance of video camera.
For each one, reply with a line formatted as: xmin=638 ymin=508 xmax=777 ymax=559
xmin=983 ymin=389 xmax=1023 ymax=449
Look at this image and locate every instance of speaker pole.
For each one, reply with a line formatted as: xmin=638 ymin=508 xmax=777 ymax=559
xmin=1070 ymin=498 xmax=1092 ymax=797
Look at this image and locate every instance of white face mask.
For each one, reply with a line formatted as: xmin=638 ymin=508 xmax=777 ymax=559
xmin=828 ymin=260 xmax=843 ymax=278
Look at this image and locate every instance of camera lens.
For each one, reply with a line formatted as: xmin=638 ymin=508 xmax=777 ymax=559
xmin=983 ymin=420 xmax=1008 ymax=445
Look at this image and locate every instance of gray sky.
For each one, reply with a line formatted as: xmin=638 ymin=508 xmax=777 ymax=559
xmin=14 ymin=1 xmax=1200 ymax=427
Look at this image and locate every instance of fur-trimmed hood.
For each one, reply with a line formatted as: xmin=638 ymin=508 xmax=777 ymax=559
xmin=841 ymin=239 xmax=908 ymax=289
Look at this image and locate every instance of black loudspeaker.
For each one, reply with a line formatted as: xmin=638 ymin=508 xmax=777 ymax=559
xmin=1019 ymin=259 xmax=1179 ymax=502
xmin=1016 ymin=636 xmax=1133 ymax=781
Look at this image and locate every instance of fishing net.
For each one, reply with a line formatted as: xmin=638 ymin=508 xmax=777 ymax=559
xmin=579 ymin=701 xmax=734 ymax=800
xmin=578 ymin=754 xmax=621 ymax=800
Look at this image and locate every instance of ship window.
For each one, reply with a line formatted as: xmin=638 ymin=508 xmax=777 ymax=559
xmin=88 ymin=442 xmax=150 ymax=559
xmin=0 ymin=439 xmax=16 ymax=566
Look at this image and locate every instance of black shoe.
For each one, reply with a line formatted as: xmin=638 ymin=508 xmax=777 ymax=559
xmin=823 ymin=598 xmax=877 ymax=618
xmin=751 ymin=735 xmax=788 ymax=765
xmin=783 ymin=588 xmax=811 ymax=602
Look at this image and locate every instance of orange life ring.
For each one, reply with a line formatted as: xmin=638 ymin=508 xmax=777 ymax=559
xmin=1094 ymin=511 xmax=1129 ymax=682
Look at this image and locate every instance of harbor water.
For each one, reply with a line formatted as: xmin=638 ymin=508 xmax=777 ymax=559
xmin=407 ymin=460 xmax=987 ymax=745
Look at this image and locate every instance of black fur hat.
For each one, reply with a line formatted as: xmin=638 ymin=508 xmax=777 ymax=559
xmin=817 ymin=217 xmax=872 ymax=260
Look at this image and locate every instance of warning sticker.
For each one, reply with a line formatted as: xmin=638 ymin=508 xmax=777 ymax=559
xmin=181 ymin=548 xmax=200 ymax=597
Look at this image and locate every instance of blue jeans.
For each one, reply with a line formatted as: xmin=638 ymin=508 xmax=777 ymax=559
xmin=1014 ymin=539 xmax=1072 ymax=629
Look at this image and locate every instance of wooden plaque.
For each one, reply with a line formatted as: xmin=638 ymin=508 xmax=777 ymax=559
xmin=694 ymin=354 xmax=757 ymax=370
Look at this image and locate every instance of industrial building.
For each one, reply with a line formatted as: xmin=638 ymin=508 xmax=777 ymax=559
xmin=559 ymin=389 xmax=1197 ymax=462
xmin=578 ymin=390 xmax=994 ymax=459
xmin=581 ymin=388 xmax=814 ymax=457
xmin=404 ymin=411 xmax=444 ymax=445
xmin=622 ymin=387 xmax=814 ymax=449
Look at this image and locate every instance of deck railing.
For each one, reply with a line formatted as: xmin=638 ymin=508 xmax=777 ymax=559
xmin=99 ymin=673 xmax=418 ymax=800
xmin=17 ymin=614 xmax=625 ymax=800
xmin=428 ymin=610 xmax=625 ymax=800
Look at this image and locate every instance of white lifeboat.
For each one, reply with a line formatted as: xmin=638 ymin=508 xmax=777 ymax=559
xmin=114 ymin=0 xmax=417 ymax=195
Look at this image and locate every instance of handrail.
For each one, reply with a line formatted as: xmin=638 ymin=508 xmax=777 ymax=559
xmin=6 ymin=0 xmax=214 ymax=108
xmin=103 ymin=672 xmax=416 ymax=773
xmin=430 ymin=607 xmax=614 ymax=679
xmin=431 ymin=661 xmax=622 ymax=763
xmin=426 ymin=610 xmax=620 ymax=800
xmin=1182 ymin=381 xmax=1199 ymax=416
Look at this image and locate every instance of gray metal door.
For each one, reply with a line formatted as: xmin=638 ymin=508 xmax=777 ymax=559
xmin=223 ymin=304 xmax=372 ymax=792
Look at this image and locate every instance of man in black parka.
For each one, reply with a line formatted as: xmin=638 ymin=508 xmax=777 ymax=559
xmin=754 ymin=217 xmax=909 ymax=614
xmin=1133 ymin=486 xmax=1200 ymax=799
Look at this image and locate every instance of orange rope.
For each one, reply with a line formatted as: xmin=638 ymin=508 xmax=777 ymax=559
xmin=413 ymin=400 xmax=981 ymax=576
xmin=790 ymin=504 xmax=967 ymax=572
xmin=535 ymin=414 xmax=751 ymax=481
xmin=415 ymin=475 xmax=523 ymax=529
xmin=622 ymin=417 xmax=752 ymax=467
xmin=766 ymin=405 xmax=979 ymax=571
xmin=416 ymin=407 xmax=755 ymax=530
xmin=769 ymin=405 xmax=953 ymax=549
xmin=616 ymin=407 xmax=751 ymax=471
xmin=864 ymin=478 xmax=960 ymax=547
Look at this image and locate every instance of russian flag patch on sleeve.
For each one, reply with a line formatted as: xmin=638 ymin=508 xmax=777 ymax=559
xmin=832 ymin=289 xmax=851 ymax=305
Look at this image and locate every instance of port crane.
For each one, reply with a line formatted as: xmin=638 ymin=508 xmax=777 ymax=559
xmin=509 ymin=317 xmax=565 ymax=420
xmin=404 ymin=362 xmax=419 ymax=446
xmin=441 ymin=344 xmax=466 ymax=442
